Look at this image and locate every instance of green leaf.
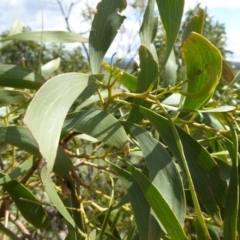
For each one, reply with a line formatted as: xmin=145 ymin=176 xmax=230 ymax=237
xmin=63 ymin=110 xmax=129 ymax=154
xmin=162 ymin=102 xmax=235 ymax=113
xmin=62 ymin=180 xmax=86 ymax=235
xmin=0 ymin=222 xmax=21 ymax=240
xmin=40 ymin=166 xmax=86 ymax=238
xmin=156 ymin=0 xmax=184 ymax=72
xmin=139 ymin=0 xmax=158 ymax=60
xmin=0 ymin=126 xmax=41 ymax=157
xmin=128 ymin=45 xmax=158 ymax=123
xmin=123 ymin=121 xmax=186 ymax=238
xmin=108 ymin=160 xmax=187 ymax=239
xmin=194 ymin=220 xmax=210 ymax=240
xmin=200 ymin=106 xmax=235 ymax=113
xmin=181 ymin=62 xmax=220 ymax=98
xmin=24 ymin=73 xmax=101 ymax=175
xmin=121 ymin=165 xmax=164 ymax=239
xmin=64 ymin=230 xmax=78 ymax=240
xmin=127 ymin=179 xmax=158 ymax=239
xmin=53 ymin=147 xmax=74 ymax=176
xmin=0 ymin=19 xmax=22 ymax=50
xmin=182 ymin=9 xmax=204 ymax=42
xmin=94 ymin=209 xmax=122 ymax=239
xmin=41 ymin=58 xmax=61 ymax=79
xmin=139 ymin=106 xmax=227 ymax=225
xmin=125 ymin=161 xmax=187 ymax=240
xmin=0 ymin=157 xmax=35 ymax=185
xmin=0 ymin=89 xmax=28 ymax=107
xmin=0 ymin=65 xmax=45 ymax=89
xmin=0 ymin=126 xmax=73 ymax=176
xmin=181 ymin=32 xmax=222 ymax=110
xmin=0 ymin=172 xmax=50 ymax=228
xmin=123 ymin=122 xmax=185 ymax=225
xmin=89 ymin=0 xmax=126 ymax=73
xmin=221 ymin=120 xmax=239 ymax=240
xmin=207 ymin=225 xmax=221 ymax=240
xmin=97 ymin=176 xmax=115 ymax=240
xmin=106 ymin=161 xmax=162 ymax=239
xmin=1 ymin=31 xmax=88 ymax=43
xmin=163 ymin=50 xmax=178 ymax=87
xmin=102 ymin=62 xmax=137 ymax=92
xmin=195 ymin=113 xmax=225 ymax=131
xmin=89 ymin=229 xmax=97 ymax=240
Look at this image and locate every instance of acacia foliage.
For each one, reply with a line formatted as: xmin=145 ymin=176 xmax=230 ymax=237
xmin=0 ymin=0 xmax=239 ymax=239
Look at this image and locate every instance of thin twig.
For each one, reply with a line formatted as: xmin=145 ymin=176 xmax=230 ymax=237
xmin=56 ymin=0 xmax=90 ymax=62
xmin=9 ymin=213 xmax=31 ymax=240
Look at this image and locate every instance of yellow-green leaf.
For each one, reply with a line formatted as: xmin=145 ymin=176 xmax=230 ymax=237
xmin=181 ymin=32 xmax=222 ymax=110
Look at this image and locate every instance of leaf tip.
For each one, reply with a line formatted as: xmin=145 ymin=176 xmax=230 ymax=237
xmin=119 ymin=0 xmax=127 ymax=13
xmin=122 ymin=141 xmax=130 ymax=155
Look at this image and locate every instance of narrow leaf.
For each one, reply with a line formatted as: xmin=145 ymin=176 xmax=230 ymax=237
xmin=200 ymin=106 xmax=235 ymax=113
xmin=24 ymin=73 xmax=101 ymax=175
xmin=127 ymin=179 xmax=154 ymax=239
xmin=139 ymin=106 xmax=227 ymax=225
xmin=63 ymin=110 xmax=129 ymax=154
xmin=128 ymin=45 xmax=158 ymax=123
xmin=1 ymin=31 xmax=88 ymax=43
xmin=222 ymin=120 xmax=239 ymax=240
xmin=107 ymin=162 xmax=162 ymax=239
xmin=0 ymin=65 xmax=45 ymax=89
xmin=156 ymin=0 xmax=184 ymax=72
xmin=0 ymin=90 xmax=28 ymax=107
xmin=89 ymin=0 xmax=126 ymax=73
xmin=0 ymin=222 xmax=21 ymax=240
xmin=0 ymin=158 xmax=35 ymax=185
xmin=0 ymin=126 xmax=73 ymax=176
xmin=40 ymin=166 xmax=86 ymax=238
xmin=0 ymin=172 xmax=50 ymax=228
xmin=195 ymin=113 xmax=225 ymax=131
xmin=0 ymin=126 xmax=41 ymax=157
xmin=139 ymin=0 xmax=158 ymax=60
xmin=163 ymin=50 xmax=178 ymax=87
xmin=125 ymin=161 xmax=187 ymax=240
xmin=123 ymin=121 xmax=185 ymax=226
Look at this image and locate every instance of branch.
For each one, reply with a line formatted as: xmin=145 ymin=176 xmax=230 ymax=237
xmin=56 ymin=0 xmax=90 ymax=62
xmin=9 ymin=213 xmax=31 ymax=240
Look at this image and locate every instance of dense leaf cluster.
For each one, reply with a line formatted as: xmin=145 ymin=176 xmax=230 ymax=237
xmin=0 ymin=0 xmax=239 ymax=239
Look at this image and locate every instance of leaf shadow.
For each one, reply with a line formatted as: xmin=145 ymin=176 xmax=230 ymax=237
xmin=64 ymin=110 xmax=128 ymax=148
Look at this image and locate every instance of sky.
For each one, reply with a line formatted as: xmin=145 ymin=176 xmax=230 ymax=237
xmin=0 ymin=0 xmax=239 ymax=62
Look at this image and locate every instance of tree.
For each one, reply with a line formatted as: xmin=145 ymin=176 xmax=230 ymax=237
xmin=0 ymin=27 xmax=89 ymax=74
xmin=0 ymin=0 xmax=239 ymax=239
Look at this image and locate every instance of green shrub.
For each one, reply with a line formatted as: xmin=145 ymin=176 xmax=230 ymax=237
xmin=0 ymin=0 xmax=239 ymax=239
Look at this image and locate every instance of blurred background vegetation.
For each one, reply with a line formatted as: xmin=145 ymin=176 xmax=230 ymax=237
xmin=0 ymin=3 xmax=237 ymax=73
